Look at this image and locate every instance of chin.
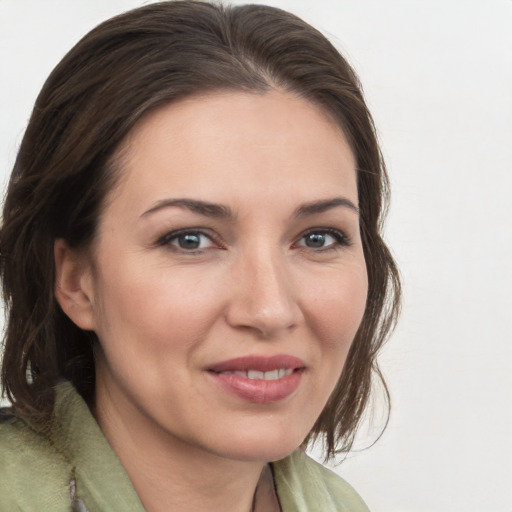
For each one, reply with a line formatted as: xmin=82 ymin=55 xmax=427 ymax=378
xmin=206 ymin=424 xmax=308 ymax=463
xmin=217 ymin=444 xmax=300 ymax=464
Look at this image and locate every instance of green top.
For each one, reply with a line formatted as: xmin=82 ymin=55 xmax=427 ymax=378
xmin=0 ymin=382 xmax=370 ymax=511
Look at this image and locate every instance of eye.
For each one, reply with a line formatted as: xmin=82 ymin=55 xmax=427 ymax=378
xmin=158 ymin=230 xmax=216 ymax=251
xmin=296 ymin=229 xmax=349 ymax=250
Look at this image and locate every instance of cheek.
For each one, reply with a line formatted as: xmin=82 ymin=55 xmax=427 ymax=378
xmin=92 ymin=259 xmax=223 ymax=351
xmin=305 ymin=264 xmax=368 ymax=351
xmin=295 ymin=263 xmax=368 ymax=427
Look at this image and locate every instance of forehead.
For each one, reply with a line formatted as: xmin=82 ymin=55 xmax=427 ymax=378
xmin=109 ymin=90 xmax=357 ymax=215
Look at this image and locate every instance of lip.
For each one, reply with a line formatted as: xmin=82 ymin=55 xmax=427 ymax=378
xmin=208 ymin=354 xmax=305 ymax=373
xmin=206 ymin=354 xmax=305 ymax=404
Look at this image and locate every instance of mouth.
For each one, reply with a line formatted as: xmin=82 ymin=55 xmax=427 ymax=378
xmin=212 ymin=368 xmax=295 ymax=380
xmin=206 ymin=355 xmax=305 ymax=404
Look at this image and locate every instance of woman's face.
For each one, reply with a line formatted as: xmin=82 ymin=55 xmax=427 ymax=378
xmin=76 ymin=90 xmax=367 ymax=462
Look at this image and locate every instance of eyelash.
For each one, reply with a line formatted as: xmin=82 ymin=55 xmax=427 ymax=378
xmin=156 ymin=227 xmax=351 ymax=254
xmin=295 ymin=228 xmax=351 ymax=252
xmin=157 ymin=228 xmax=221 ymax=253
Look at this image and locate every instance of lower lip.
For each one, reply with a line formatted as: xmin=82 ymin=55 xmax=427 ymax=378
xmin=207 ymin=370 xmax=303 ymax=404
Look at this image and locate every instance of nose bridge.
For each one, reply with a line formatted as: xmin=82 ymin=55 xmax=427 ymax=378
xmin=227 ymin=239 xmax=300 ymax=337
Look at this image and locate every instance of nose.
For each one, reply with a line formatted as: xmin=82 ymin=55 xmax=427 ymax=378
xmin=225 ymin=246 xmax=302 ymax=338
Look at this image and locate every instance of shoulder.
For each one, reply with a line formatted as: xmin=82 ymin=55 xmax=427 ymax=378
xmin=0 ymin=408 xmax=72 ymax=511
xmin=273 ymin=449 xmax=370 ymax=512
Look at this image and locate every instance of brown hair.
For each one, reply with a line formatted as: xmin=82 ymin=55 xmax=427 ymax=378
xmin=0 ymin=0 xmax=400 ymax=458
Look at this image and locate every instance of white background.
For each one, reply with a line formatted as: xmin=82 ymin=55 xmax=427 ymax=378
xmin=1 ymin=1 xmax=511 ymax=511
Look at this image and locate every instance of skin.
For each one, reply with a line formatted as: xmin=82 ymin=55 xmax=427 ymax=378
xmin=55 ymin=90 xmax=368 ymax=512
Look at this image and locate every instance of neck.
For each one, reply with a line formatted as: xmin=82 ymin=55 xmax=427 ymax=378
xmin=94 ymin=378 xmax=265 ymax=512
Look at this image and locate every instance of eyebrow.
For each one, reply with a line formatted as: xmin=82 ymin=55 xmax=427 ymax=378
xmin=141 ymin=198 xmax=236 ymax=219
xmin=294 ymin=197 xmax=359 ymax=217
xmin=141 ymin=196 xmax=358 ymax=221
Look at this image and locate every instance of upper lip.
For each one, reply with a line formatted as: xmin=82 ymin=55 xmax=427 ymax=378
xmin=208 ymin=354 xmax=305 ymax=373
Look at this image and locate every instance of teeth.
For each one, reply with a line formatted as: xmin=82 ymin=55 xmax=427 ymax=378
xmin=220 ymin=368 xmax=293 ymax=380
xmin=248 ymin=370 xmax=264 ymax=380
xmin=265 ymin=369 xmax=279 ymax=380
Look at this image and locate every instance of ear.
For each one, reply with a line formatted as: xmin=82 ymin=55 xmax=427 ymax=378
xmin=54 ymin=238 xmax=96 ymax=331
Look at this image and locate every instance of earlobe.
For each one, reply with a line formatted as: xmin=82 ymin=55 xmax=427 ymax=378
xmin=54 ymin=239 xmax=96 ymax=331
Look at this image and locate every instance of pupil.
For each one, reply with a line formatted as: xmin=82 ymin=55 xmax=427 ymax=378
xmin=306 ymin=233 xmax=325 ymax=248
xmin=179 ymin=234 xmax=200 ymax=249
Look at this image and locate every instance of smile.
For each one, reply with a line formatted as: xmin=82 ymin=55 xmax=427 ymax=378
xmin=207 ymin=355 xmax=305 ymax=403
xmin=214 ymin=368 xmax=294 ymax=380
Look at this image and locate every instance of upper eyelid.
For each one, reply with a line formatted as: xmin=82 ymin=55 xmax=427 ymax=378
xmin=300 ymin=227 xmax=345 ymax=234
xmin=298 ymin=227 xmax=349 ymax=239
xmin=157 ymin=228 xmax=217 ymax=246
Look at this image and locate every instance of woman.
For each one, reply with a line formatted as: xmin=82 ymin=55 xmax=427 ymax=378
xmin=0 ymin=2 xmax=400 ymax=511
